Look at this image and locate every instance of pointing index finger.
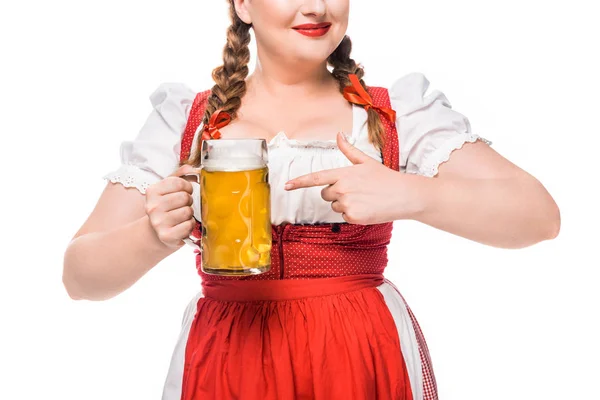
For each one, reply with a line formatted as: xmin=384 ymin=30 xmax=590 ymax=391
xmin=284 ymin=168 xmax=342 ymax=190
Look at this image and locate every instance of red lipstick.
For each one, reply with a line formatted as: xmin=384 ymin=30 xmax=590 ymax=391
xmin=292 ymin=22 xmax=332 ymax=38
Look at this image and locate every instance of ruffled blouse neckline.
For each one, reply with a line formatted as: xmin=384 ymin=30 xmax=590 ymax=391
xmin=266 ymin=104 xmax=362 ymax=149
xmin=267 ymin=130 xmax=357 ymax=149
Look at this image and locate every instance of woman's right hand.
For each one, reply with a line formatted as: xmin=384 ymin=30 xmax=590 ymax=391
xmin=145 ymin=165 xmax=198 ymax=249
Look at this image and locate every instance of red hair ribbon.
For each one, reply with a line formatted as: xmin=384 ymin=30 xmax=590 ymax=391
xmin=343 ymin=74 xmax=397 ymax=123
xmin=202 ymin=108 xmax=231 ymax=140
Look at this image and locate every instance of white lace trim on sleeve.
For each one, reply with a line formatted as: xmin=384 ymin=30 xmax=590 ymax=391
xmin=103 ymin=164 xmax=161 ymax=194
xmin=414 ymin=134 xmax=493 ymax=177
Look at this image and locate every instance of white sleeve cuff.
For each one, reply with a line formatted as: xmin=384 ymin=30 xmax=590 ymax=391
xmin=409 ymin=134 xmax=493 ymax=177
xmin=103 ymin=164 xmax=162 ymax=194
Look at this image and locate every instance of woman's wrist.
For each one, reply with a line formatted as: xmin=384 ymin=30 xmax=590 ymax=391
xmin=393 ymin=172 xmax=433 ymax=222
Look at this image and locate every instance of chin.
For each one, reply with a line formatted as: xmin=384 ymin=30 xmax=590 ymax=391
xmin=293 ymin=51 xmax=334 ymax=65
xmin=260 ymin=30 xmax=345 ymax=67
xmin=289 ymin=42 xmax=339 ymax=64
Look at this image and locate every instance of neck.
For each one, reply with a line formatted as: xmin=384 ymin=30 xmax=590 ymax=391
xmin=247 ymin=50 xmax=337 ymax=100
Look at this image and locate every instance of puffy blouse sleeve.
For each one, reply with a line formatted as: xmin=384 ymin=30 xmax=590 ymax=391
xmin=390 ymin=72 xmax=492 ymax=177
xmin=103 ymin=82 xmax=197 ymax=194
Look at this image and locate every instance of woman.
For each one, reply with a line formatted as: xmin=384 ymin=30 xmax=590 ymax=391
xmin=63 ymin=0 xmax=561 ymax=399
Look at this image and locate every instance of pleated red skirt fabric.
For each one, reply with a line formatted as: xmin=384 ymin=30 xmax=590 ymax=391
xmin=180 ymin=275 xmax=414 ymax=400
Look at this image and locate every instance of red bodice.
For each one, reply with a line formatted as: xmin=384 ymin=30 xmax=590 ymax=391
xmin=179 ymin=87 xmax=400 ymax=281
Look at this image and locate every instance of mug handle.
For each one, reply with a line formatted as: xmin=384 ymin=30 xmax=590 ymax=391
xmin=180 ymin=173 xmax=202 ymax=251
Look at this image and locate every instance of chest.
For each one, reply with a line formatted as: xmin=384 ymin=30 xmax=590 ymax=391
xmin=219 ymin=96 xmax=354 ymax=143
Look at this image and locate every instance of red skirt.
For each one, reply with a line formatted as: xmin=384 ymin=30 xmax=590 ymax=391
xmin=180 ymin=274 xmax=414 ymax=400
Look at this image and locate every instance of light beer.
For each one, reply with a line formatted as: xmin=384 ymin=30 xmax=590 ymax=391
xmin=200 ymin=159 xmax=272 ymax=275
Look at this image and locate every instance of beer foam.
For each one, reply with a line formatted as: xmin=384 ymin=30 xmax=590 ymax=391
xmin=203 ymin=156 xmax=265 ymax=172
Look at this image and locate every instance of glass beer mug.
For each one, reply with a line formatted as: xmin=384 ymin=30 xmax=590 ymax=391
xmin=182 ymin=139 xmax=272 ymax=276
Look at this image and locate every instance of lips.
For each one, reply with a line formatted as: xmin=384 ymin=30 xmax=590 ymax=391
xmin=292 ymin=22 xmax=332 ymax=38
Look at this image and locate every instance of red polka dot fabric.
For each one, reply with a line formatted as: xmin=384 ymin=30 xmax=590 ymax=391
xmin=370 ymin=87 xmax=401 ymax=172
xmin=179 ymin=90 xmax=211 ymax=163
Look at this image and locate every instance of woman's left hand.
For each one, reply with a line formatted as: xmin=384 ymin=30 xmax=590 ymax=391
xmin=284 ymin=132 xmax=424 ymax=224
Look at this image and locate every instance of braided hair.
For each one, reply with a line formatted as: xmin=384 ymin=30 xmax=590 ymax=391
xmin=182 ymin=1 xmax=251 ymax=167
xmin=328 ymin=35 xmax=386 ymax=152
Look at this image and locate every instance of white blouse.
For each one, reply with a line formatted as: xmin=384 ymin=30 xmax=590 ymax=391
xmin=103 ymin=72 xmax=492 ymax=225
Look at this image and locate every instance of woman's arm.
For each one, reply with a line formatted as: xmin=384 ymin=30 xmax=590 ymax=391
xmin=63 ymin=183 xmax=178 ymax=301
xmin=282 ymin=134 xmax=559 ymax=249
xmin=403 ymin=140 xmax=560 ymax=249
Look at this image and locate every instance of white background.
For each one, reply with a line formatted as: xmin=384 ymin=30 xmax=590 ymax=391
xmin=1 ymin=0 xmax=598 ymax=399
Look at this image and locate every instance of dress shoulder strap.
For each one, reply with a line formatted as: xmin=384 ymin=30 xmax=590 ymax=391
xmin=366 ymin=87 xmax=400 ymax=172
xmin=180 ymin=89 xmax=211 ymax=164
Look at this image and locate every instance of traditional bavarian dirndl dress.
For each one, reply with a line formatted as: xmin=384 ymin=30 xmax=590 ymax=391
xmin=103 ymin=72 xmax=492 ymax=400
xmin=165 ymin=86 xmax=438 ymax=400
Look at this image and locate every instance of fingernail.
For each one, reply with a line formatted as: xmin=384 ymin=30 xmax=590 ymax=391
xmin=339 ymin=132 xmax=347 ymax=141
xmin=284 ymin=183 xmax=293 ymax=190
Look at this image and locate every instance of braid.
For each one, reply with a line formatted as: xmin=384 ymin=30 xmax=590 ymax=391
xmin=328 ymin=35 xmax=385 ymax=153
xmin=183 ymin=0 xmax=251 ymax=167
